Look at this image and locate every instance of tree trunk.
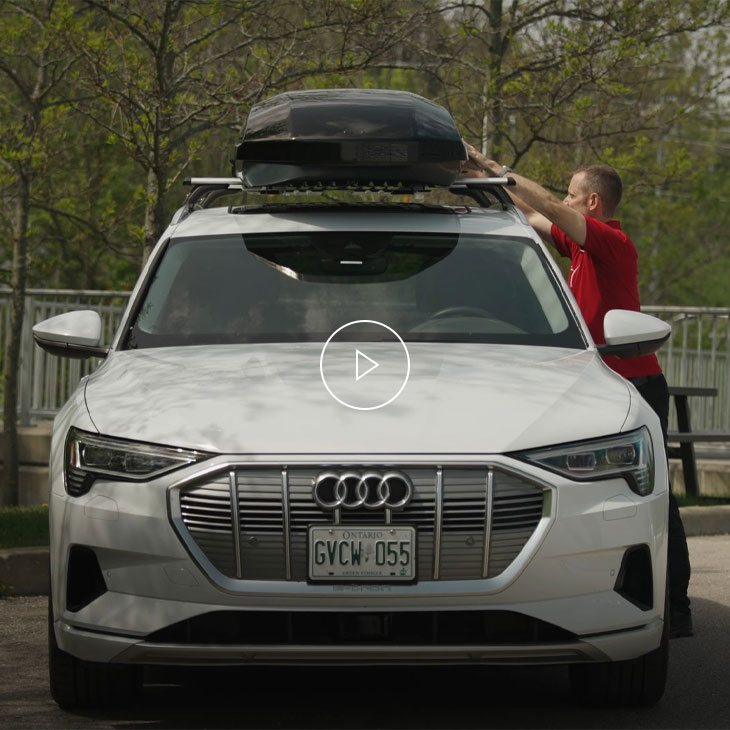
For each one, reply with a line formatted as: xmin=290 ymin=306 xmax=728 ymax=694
xmin=142 ymin=167 xmax=166 ymax=264
xmin=2 ymin=177 xmax=30 ymax=506
xmin=487 ymin=0 xmax=504 ymax=159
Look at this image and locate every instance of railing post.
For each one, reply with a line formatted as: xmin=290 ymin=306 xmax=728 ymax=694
xmin=18 ymin=292 xmax=34 ymax=426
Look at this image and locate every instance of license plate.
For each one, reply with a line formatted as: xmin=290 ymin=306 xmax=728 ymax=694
xmin=308 ymin=525 xmax=416 ymax=582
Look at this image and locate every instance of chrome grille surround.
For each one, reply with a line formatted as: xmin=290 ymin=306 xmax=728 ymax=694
xmin=172 ymin=463 xmax=551 ymax=585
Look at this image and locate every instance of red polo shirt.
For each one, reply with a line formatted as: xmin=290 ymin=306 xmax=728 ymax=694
xmin=551 ymin=217 xmax=661 ymax=379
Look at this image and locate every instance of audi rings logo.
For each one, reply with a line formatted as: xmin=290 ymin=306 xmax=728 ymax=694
xmin=313 ymin=470 xmax=413 ymax=511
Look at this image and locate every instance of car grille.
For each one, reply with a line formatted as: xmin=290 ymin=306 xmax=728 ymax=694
xmin=177 ymin=466 xmax=546 ymax=582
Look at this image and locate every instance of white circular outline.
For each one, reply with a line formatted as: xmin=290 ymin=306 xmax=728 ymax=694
xmin=319 ymin=319 xmax=411 ymax=411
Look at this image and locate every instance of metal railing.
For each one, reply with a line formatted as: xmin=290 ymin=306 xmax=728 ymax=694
xmin=1 ymin=291 xmax=728 ymax=433
xmin=0 ymin=289 xmax=131 ymax=425
xmin=643 ymin=306 xmax=730 ymax=434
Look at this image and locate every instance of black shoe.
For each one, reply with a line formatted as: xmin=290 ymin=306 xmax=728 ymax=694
xmin=669 ymin=609 xmax=694 ymax=639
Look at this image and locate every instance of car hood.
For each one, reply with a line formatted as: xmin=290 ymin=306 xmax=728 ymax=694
xmin=84 ymin=343 xmax=631 ymax=455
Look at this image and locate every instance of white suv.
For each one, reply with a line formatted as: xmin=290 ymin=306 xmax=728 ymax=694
xmin=35 ymin=90 xmax=672 ymax=709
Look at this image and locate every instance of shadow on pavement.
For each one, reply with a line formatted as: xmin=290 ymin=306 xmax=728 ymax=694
xmin=52 ymin=596 xmax=730 ymax=730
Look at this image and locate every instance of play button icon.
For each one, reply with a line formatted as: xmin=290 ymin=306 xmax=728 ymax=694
xmin=320 ymin=320 xmax=410 ymax=410
xmin=355 ymin=349 xmax=379 ymax=381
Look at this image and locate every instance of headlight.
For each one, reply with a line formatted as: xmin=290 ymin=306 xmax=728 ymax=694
xmin=65 ymin=428 xmax=212 ymax=497
xmin=515 ymin=427 xmax=655 ymax=496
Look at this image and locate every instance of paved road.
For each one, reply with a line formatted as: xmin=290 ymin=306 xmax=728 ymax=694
xmin=2 ymin=535 xmax=729 ymax=729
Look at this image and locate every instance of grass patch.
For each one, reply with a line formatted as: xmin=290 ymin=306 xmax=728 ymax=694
xmin=675 ymin=494 xmax=730 ymax=508
xmin=0 ymin=505 xmax=49 ymax=549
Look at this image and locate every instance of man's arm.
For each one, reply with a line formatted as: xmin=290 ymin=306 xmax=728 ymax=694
xmin=510 ymin=196 xmax=553 ymax=244
xmin=462 ymin=142 xmax=587 ymax=247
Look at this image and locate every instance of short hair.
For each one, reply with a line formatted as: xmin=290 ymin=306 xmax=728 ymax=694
xmin=573 ymin=165 xmax=623 ymax=217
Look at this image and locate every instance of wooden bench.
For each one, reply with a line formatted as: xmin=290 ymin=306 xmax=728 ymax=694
xmin=666 ymin=386 xmax=730 ymax=496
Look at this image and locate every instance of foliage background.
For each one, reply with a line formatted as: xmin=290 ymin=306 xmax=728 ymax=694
xmin=0 ymin=0 xmax=729 ymax=504
xmin=0 ymin=0 xmax=728 ymax=301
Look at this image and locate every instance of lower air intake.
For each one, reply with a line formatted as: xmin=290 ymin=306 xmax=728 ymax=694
xmin=147 ymin=610 xmax=574 ymax=645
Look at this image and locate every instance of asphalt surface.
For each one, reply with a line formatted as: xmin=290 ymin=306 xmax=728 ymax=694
xmin=1 ymin=535 xmax=729 ymax=729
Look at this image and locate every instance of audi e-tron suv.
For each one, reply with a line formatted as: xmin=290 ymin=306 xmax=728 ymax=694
xmin=35 ymin=89 xmax=672 ymax=709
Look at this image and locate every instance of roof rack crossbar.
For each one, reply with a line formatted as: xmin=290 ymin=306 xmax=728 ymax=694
xmin=185 ymin=177 xmax=243 ymax=186
xmin=449 ymin=177 xmax=515 ymax=210
xmin=181 ymin=177 xmax=245 ymax=217
xmin=179 ymin=175 xmax=517 ymax=211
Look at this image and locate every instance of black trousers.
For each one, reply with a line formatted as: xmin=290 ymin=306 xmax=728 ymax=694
xmin=634 ymin=374 xmax=691 ymax=614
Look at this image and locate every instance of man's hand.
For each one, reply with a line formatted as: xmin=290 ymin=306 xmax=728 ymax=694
xmin=462 ymin=142 xmax=501 ymax=177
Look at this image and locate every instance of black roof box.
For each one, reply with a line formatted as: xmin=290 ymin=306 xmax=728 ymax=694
xmin=236 ymin=89 xmax=466 ymax=188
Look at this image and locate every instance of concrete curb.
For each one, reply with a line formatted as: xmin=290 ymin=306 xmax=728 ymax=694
xmin=1 ymin=507 xmax=729 ymax=597
xmin=679 ymin=505 xmax=730 ymax=537
xmin=0 ymin=546 xmax=48 ymax=597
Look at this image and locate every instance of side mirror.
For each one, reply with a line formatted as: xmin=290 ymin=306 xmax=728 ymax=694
xmin=32 ymin=310 xmax=109 ymax=359
xmin=598 ymin=310 xmax=671 ymax=359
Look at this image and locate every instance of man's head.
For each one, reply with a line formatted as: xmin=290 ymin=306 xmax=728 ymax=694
xmin=563 ymin=165 xmax=623 ymax=221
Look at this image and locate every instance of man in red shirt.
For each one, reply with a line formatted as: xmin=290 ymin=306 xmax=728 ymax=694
xmin=463 ymin=143 xmax=692 ymax=638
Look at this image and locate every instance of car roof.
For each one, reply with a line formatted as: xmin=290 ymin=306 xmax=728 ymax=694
xmin=167 ymin=203 xmax=536 ymax=241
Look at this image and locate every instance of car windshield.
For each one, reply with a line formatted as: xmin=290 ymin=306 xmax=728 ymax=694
xmin=125 ymin=232 xmax=584 ymax=349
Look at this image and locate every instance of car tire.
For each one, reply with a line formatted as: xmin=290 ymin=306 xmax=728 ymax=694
xmin=48 ymin=594 xmax=143 ymax=710
xmin=568 ymin=593 xmax=669 ymax=707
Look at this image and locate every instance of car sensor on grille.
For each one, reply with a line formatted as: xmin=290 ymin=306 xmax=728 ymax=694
xmin=235 ymin=89 xmax=467 ymax=188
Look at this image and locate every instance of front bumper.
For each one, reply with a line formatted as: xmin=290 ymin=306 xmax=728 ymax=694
xmin=49 ymin=453 xmax=668 ymax=666
xmin=56 ymin=615 xmax=663 ymax=666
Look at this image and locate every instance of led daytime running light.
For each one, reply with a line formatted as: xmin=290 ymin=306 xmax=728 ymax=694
xmin=518 ymin=427 xmax=655 ymax=496
xmin=66 ymin=428 xmax=210 ymax=483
